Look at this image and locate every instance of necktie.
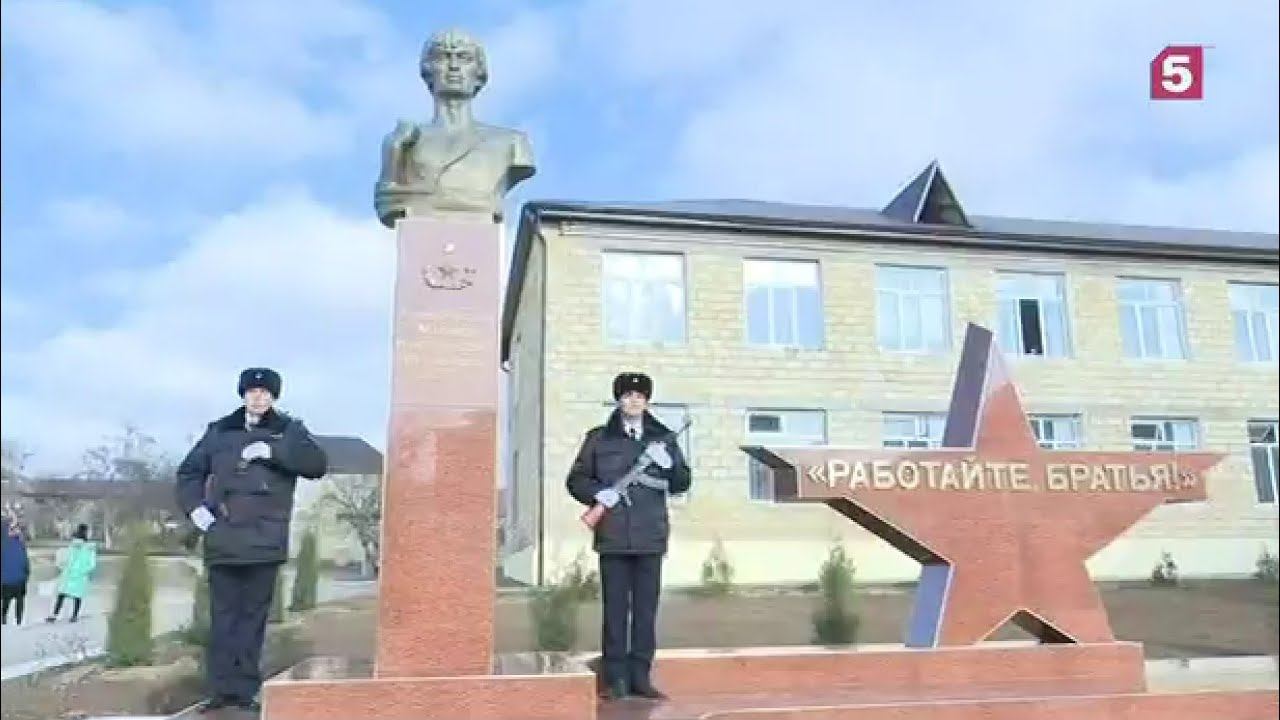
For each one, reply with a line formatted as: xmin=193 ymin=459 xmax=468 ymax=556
xmin=630 ymin=427 xmax=640 ymax=441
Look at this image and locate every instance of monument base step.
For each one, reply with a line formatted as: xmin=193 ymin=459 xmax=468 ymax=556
xmin=250 ymin=646 xmax=1278 ymax=720
xmin=595 ymin=688 xmax=1278 ymax=720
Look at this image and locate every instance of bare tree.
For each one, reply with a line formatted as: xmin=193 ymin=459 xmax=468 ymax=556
xmin=79 ymin=425 xmax=176 ymax=549
xmin=318 ymin=474 xmax=382 ymax=576
xmin=2 ymin=438 xmax=31 ymax=483
xmin=80 ymin=425 xmax=173 ymax=483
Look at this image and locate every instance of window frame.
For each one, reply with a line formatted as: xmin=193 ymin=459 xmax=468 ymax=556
xmin=600 ymin=250 xmax=688 ymax=347
xmin=1129 ymin=416 xmax=1200 ymax=452
xmin=1116 ymin=277 xmax=1189 ymax=360
xmin=1028 ymin=413 xmax=1084 ymax=450
xmin=1247 ymin=419 xmax=1279 ymax=506
xmin=875 ymin=265 xmax=952 ymax=354
xmin=1229 ymin=282 xmax=1279 ymax=363
xmin=995 ymin=271 xmax=1073 ymax=358
xmin=744 ymin=408 xmax=828 ymax=501
xmin=881 ymin=412 xmax=947 ymax=449
xmin=742 ymin=258 xmax=825 ymax=350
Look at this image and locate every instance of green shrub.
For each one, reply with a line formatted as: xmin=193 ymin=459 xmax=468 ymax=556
xmin=811 ymin=544 xmax=860 ymax=646
xmin=183 ymin=564 xmax=211 ymax=647
xmin=561 ymin=551 xmax=600 ymax=602
xmin=530 ymin=583 xmax=580 ymax=651
xmin=270 ymin=570 xmax=286 ymax=623
xmin=106 ymin=529 xmax=154 ymax=666
xmin=1254 ymin=546 xmax=1279 ymax=583
xmin=289 ymin=531 xmax=319 ymax=612
xmin=1150 ymin=551 xmax=1179 ymax=586
xmin=699 ymin=538 xmax=735 ymax=596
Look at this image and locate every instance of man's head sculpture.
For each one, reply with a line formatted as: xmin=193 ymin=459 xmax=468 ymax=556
xmin=419 ymin=29 xmax=489 ymax=100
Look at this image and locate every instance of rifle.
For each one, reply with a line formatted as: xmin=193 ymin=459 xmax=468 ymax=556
xmin=580 ymin=418 xmax=693 ymax=530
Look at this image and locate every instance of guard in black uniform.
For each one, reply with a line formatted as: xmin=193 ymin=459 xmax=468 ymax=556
xmin=567 ymin=372 xmax=691 ymax=700
xmin=175 ymin=368 xmax=327 ymax=713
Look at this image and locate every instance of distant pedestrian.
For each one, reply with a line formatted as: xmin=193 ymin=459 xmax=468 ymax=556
xmin=46 ymin=523 xmax=97 ymax=623
xmin=1 ymin=515 xmax=31 ymax=625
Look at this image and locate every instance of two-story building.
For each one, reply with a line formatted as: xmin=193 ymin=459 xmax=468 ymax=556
xmin=500 ymin=162 xmax=1279 ymax=588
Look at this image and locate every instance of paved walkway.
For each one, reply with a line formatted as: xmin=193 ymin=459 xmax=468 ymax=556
xmin=1 ymin=577 xmax=375 ymax=680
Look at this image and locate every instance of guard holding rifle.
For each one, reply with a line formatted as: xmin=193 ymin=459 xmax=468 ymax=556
xmin=567 ymin=372 xmax=691 ymax=701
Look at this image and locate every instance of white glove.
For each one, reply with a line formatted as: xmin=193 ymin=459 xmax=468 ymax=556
xmin=595 ymin=488 xmax=622 ymax=508
xmin=190 ymin=506 xmax=216 ymax=532
xmin=646 ymin=442 xmax=673 ymax=470
xmin=241 ymin=441 xmax=272 ymax=462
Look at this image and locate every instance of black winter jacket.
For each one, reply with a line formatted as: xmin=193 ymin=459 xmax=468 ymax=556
xmin=566 ymin=410 xmax=691 ymax=555
xmin=175 ymin=408 xmax=327 ymax=566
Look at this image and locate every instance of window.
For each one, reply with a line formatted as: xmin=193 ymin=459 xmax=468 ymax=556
xmin=882 ymin=412 xmax=946 ymax=449
xmin=1029 ymin=414 xmax=1082 ymax=450
xmin=602 ymin=252 xmax=685 ymax=345
xmin=876 ymin=266 xmax=950 ymax=352
xmin=744 ymin=259 xmax=823 ymax=348
xmin=1248 ymin=420 xmax=1279 ymax=504
xmin=997 ymin=272 xmax=1071 ymax=357
xmin=1117 ymin=279 xmax=1188 ymax=359
xmin=1230 ymin=283 xmax=1279 ymax=363
xmin=745 ymin=410 xmax=827 ymax=500
xmin=1130 ymin=417 xmax=1199 ymax=451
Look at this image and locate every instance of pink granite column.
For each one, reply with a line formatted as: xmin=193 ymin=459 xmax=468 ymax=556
xmin=375 ymin=216 xmax=501 ymax=678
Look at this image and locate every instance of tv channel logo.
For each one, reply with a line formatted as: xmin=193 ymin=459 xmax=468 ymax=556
xmin=1150 ymin=45 xmax=1205 ymax=100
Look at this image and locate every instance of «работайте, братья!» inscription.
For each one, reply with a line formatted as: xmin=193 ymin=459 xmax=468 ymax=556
xmin=798 ymin=457 xmax=1202 ymax=493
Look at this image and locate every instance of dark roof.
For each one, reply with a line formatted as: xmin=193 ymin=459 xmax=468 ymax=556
xmin=314 ymin=436 xmax=382 ymax=476
xmin=501 ymin=167 xmax=1278 ymax=362
xmin=881 ymin=160 xmax=970 ymax=227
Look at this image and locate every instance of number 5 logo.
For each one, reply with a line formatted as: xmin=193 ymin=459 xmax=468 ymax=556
xmin=1150 ymin=45 xmax=1204 ymax=100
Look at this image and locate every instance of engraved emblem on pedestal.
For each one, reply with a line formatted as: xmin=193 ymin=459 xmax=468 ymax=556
xmin=421 ymin=263 xmax=476 ymax=290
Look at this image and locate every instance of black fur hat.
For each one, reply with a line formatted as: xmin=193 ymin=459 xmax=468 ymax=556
xmin=612 ymin=372 xmax=652 ymax=400
xmin=238 ymin=367 xmax=282 ymax=398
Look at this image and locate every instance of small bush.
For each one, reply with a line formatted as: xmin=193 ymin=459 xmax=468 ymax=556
xmin=1150 ymin=551 xmax=1179 ymax=586
xmin=270 ymin=570 xmax=286 ymax=623
xmin=183 ymin=565 xmax=211 ymax=647
xmin=289 ymin=531 xmax=319 ymax=612
xmin=531 ymin=583 xmax=580 ymax=651
xmin=560 ymin=551 xmax=600 ymax=602
xmin=811 ymin=543 xmax=860 ymax=646
xmin=1255 ymin=546 xmax=1279 ymax=583
xmin=106 ymin=528 xmax=155 ymax=666
xmin=699 ymin=538 xmax=735 ymax=596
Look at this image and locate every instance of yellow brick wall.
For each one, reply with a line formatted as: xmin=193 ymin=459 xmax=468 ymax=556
xmin=503 ymin=234 xmax=547 ymax=584
xmin=523 ymin=219 xmax=1279 ymax=586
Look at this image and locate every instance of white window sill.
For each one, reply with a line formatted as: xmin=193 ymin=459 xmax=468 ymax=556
xmin=877 ymin=347 xmax=952 ymax=357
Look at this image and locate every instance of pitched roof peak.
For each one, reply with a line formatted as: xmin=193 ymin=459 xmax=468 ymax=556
xmin=882 ymin=160 xmax=970 ymax=228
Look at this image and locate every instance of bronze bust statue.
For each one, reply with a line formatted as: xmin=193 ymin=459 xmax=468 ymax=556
xmin=375 ymin=30 xmax=536 ymax=227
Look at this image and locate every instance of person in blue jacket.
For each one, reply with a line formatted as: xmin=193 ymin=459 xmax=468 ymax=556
xmin=2 ymin=514 xmax=31 ymax=625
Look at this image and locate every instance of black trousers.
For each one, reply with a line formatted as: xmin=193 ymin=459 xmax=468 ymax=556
xmin=1 ymin=583 xmax=26 ymax=623
xmin=51 ymin=593 xmax=82 ymax=620
xmin=207 ymin=562 xmax=279 ymax=703
xmin=598 ymin=553 xmax=662 ymax=687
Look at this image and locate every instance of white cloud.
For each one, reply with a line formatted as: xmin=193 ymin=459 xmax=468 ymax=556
xmin=1 ymin=0 xmax=349 ymax=164
xmin=1 ymin=191 xmax=396 ymax=474
xmin=42 ymin=196 xmax=149 ymax=246
xmin=0 ymin=0 xmax=565 ymax=169
xmin=578 ymin=0 xmax=1279 ymax=232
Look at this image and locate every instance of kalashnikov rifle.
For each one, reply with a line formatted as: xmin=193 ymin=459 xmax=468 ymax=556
xmin=580 ymin=418 xmax=693 ymax=530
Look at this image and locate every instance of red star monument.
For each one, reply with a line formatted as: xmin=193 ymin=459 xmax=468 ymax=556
xmin=743 ymin=324 xmax=1225 ymax=648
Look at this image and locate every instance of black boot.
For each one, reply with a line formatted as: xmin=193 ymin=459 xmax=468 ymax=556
xmin=197 ymin=696 xmax=233 ymax=713
xmin=601 ymin=679 xmax=629 ymax=701
xmin=630 ymin=678 xmax=667 ymax=700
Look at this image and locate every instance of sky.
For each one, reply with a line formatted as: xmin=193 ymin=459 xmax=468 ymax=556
xmin=1 ymin=0 xmax=1277 ymax=475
